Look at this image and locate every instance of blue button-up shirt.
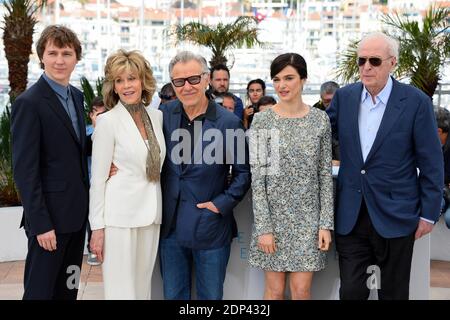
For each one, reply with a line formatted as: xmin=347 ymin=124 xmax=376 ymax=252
xmin=358 ymin=76 xmax=393 ymax=163
xmin=358 ymin=76 xmax=434 ymax=224
xmin=42 ymin=72 xmax=80 ymax=140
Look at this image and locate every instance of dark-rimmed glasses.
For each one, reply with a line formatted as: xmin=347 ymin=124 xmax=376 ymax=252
xmin=357 ymin=56 xmax=392 ymax=67
xmin=171 ymin=73 xmax=206 ymax=87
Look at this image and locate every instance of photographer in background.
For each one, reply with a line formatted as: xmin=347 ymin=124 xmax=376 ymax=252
xmin=243 ymin=95 xmax=276 ymax=129
xmin=243 ymin=79 xmax=265 ymax=129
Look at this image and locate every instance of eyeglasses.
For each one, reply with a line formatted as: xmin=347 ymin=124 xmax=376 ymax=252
xmin=358 ymin=56 xmax=392 ymax=67
xmin=171 ymin=73 xmax=206 ymax=87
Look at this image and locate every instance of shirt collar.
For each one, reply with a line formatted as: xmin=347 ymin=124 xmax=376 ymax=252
xmin=174 ymin=96 xmax=217 ymax=121
xmin=42 ymin=72 xmax=70 ymax=100
xmin=361 ymin=76 xmax=393 ymax=105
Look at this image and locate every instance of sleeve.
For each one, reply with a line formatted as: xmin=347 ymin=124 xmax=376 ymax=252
xmin=88 ymin=114 xmax=115 ymax=230
xmin=211 ymin=115 xmax=251 ymax=216
xmin=234 ymin=96 xmax=244 ymax=120
xmin=413 ymin=95 xmax=444 ymax=222
xmin=326 ymin=89 xmax=339 ymax=142
xmin=11 ymin=97 xmax=54 ymax=236
xmin=318 ymin=113 xmax=334 ymax=230
xmin=248 ymin=113 xmax=274 ymax=236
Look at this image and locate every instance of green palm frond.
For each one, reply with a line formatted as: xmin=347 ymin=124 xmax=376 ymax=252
xmin=172 ymin=16 xmax=265 ymax=68
xmin=1 ymin=1 xmax=46 ymax=205
xmin=2 ymin=0 xmax=47 ymax=99
xmin=0 ymin=103 xmax=19 ymax=206
xmin=80 ymin=76 xmax=104 ymax=124
xmin=335 ymin=40 xmax=360 ymax=84
xmin=335 ymin=5 xmax=449 ymax=97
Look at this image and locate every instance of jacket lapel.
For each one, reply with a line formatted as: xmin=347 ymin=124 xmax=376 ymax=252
xmin=365 ymin=78 xmax=406 ymax=163
xmin=145 ymin=107 xmax=165 ymax=171
xmin=116 ymin=102 xmax=147 ymax=161
xmin=170 ymin=102 xmax=183 ymax=175
xmin=71 ymin=86 xmax=86 ymax=148
xmin=348 ymin=84 xmax=365 ymax=167
xmin=39 ymin=77 xmax=81 ymax=146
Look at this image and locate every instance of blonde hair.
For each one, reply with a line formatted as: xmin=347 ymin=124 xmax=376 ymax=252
xmin=102 ymin=49 xmax=156 ymax=109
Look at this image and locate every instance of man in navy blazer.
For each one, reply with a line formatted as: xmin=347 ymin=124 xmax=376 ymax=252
xmin=11 ymin=26 xmax=88 ymax=300
xmin=327 ymin=32 xmax=443 ymax=300
xmin=159 ymin=51 xmax=250 ymax=300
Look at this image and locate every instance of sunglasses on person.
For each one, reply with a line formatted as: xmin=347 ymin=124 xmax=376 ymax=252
xmin=171 ymin=73 xmax=206 ymax=87
xmin=357 ymin=56 xmax=392 ymax=67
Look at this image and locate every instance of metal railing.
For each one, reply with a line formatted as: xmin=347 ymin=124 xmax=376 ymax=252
xmin=1 ymin=80 xmax=450 ymax=113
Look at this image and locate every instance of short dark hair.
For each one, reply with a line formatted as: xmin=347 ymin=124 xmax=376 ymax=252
xmin=36 ymin=25 xmax=82 ymax=69
xmin=270 ymin=53 xmax=307 ymax=80
xmin=320 ymin=81 xmax=340 ymax=95
xmin=159 ymin=82 xmax=175 ymax=100
xmin=246 ymin=79 xmax=266 ymax=93
xmin=210 ymin=64 xmax=230 ymax=79
xmin=89 ymin=96 xmax=104 ymax=111
xmin=220 ymin=92 xmax=235 ymax=101
xmin=257 ymin=96 xmax=277 ymax=108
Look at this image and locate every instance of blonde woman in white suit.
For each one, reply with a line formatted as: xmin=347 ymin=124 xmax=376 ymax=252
xmin=89 ymin=50 xmax=166 ymax=300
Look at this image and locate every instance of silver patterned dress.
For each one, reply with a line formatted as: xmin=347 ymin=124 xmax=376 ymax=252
xmin=248 ymin=107 xmax=334 ymax=272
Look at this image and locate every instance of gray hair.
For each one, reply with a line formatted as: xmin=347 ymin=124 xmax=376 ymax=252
xmin=435 ymin=107 xmax=450 ymax=132
xmin=358 ymin=32 xmax=399 ymax=61
xmin=320 ymin=81 xmax=340 ymax=95
xmin=168 ymin=51 xmax=209 ymax=76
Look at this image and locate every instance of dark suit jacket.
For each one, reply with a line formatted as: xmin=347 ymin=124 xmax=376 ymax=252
xmin=11 ymin=76 xmax=89 ymax=237
xmin=160 ymin=100 xmax=251 ymax=249
xmin=327 ymin=77 xmax=443 ymax=238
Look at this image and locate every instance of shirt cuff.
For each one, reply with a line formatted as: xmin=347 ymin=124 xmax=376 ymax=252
xmin=420 ymin=217 xmax=435 ymax=225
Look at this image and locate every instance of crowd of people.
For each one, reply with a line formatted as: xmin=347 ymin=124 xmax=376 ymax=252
xmin=9 ymin=24 xmax=446 ymax=301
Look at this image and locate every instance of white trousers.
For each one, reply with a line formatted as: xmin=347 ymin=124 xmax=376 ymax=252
xmin=102 ymin=224 xmax=160 ymax=300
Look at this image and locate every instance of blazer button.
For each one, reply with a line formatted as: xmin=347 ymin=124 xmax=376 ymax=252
xmin=360 ymin=170 xmax=366 ymax=174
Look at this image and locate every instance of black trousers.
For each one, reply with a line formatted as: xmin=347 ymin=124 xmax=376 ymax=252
xmin=23 ymin=226 xmax=86 ymax=300
xmin=335 ymin=200 xmax=415 ymax=300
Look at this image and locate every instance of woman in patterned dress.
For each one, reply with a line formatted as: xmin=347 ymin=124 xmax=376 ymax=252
xmin=248 ymin=53 xmax=334 ymax=300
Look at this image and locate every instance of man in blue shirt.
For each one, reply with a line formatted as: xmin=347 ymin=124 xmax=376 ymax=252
xmin=11 ymin=25 xmax=88 ymax=300
xmin=208 ymin=64 xmax=244 ymax=120
xmin=327 ymin=32 xmax=443 ymax=300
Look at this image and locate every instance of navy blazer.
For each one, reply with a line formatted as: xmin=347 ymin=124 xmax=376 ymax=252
xmin=11 ymin=76 xmax=89 ymax=237
xmin=160 ymin=100 xmax=251 ymax=249
xmin=327 ymin=78 xmax=443 ymax=238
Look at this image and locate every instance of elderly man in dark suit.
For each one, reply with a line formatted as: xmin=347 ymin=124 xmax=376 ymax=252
xmin=11 ymin=25 xmax=88 ymax=300
xmin=159 ymin=51 xmax=250 ymax=300
xmin=327 ymin=32 xmax=443 ymax=300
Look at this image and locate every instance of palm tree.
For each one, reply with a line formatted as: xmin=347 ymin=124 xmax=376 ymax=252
xmin=1 ymin=0 xmax=45 ymax=206
xmin=173 ymin=16 xmax=265 ymax=68
xmin=80 ymin=76 xmax=104 ymax=124
xmin=336 ymin=5 xmax=450 ymax=98
xmin=2 ymin=0 xmax=46 ymax=100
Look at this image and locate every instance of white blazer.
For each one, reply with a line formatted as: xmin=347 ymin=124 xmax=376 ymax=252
xmin=89 ymin=101 xmax=166 ymax=230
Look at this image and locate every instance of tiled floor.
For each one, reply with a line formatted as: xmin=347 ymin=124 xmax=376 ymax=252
xmin=1 ymin=258 xmax=449 ymax=300
xmin=0 ymin=256 xmax=104 ymax=300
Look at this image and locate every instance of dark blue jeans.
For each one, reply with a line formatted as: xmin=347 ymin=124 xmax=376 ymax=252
xmin=159 ymin=231 xmax=231 ymax=300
